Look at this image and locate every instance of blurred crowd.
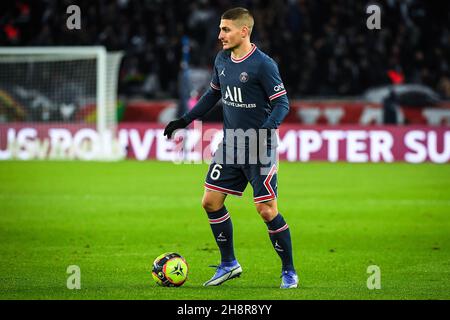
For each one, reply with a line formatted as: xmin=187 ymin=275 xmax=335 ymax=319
xmin=1 ymin=0 xmax=450 ymax=99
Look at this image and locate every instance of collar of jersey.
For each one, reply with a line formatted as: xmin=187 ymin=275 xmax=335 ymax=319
xmin=231 ymin=43 xmax=257 ymax=63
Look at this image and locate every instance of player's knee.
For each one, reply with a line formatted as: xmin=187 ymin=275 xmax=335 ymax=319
xmin=256 ymin=203 xmax=278 ymax=222
xmin=201 ymin=196 xmax=223 ymax=212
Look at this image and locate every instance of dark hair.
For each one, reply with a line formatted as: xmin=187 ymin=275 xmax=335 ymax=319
xmin=221 ymin=7 xmax=254 ymax=34
xmin=221 ymin=7 xmax=252 ymax=21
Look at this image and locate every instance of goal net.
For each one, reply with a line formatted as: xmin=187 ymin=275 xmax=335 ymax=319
xmin=0 ymin=46 xmax=123 ymax=160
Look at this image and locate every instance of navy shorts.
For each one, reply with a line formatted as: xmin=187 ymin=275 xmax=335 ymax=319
xmin=204 ymin=161 xmax=278 ymax=203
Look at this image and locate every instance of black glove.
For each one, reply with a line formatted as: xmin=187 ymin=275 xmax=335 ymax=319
xmin=260 ymin=127 xmax=274 ymax=148
xmin=163 ymin=118 xmax=188 ymax=139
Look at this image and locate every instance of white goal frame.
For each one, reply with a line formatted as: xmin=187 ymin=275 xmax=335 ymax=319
xmin=0 ymin=46 xmax=123 ymax=160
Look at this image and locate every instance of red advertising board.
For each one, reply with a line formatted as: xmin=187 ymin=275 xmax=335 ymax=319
xmin=1 ymin=123 xmax=449 ymax=163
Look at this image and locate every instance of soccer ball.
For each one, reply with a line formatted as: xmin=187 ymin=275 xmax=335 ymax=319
xmin=152 ymin=252 xmax=188 ymax=287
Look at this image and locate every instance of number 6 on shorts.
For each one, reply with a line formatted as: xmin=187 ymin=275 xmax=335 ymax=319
xmin=210 ymin=164 xmax=222 ymax=180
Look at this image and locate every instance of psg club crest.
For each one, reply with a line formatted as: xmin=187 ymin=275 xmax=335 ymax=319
xmin=239 ymin=72 xmax=249 ymax=83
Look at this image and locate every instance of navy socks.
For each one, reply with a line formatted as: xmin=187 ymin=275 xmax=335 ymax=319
xmin=206 ymin=206 xmax=236 ymax=263
xmin=207 ymin=208 xmax=294 ymax=272
xmin=266 ymin=213 xmax=295 ymax=272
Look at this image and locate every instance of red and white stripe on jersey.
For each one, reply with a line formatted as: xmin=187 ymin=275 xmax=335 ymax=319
xmin=231 ymin=44 xmax=257 ymax=63
xmin=205 ymin=182 xmax=243 ymax=197
xmin=210 ymin=82 xmax=220 ymax=91
xmin=254 ymin=164 xmax=277 ymax=203
xmin=269 ymin=90 xmax=287 ymax=101
xmin=208 ymin=212 xmax=230 ymax=224
xmin=268 ymin=223 xmax=289 ymax=234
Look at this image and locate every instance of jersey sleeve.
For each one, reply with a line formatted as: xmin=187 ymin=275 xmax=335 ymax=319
xmin=258 ymin=58 xmax=287 ymax=101
xmin=259 ymin=58 xmax=290 ymax=129
xmin=210 ymin=53 xmax=221 ymax=91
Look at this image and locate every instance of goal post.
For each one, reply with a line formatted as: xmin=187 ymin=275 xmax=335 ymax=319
xmin=0 ymin=46 xmax=124 ymax=160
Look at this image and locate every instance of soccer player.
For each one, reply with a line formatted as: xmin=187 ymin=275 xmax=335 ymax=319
xmin=164 ymin=7 xmax=298 ymax=289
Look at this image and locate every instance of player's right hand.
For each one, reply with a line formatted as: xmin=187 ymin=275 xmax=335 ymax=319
xmin=163 ymin=118 xmax=188 ymax=139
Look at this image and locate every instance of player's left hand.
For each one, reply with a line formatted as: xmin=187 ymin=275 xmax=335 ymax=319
xmin=260 ymin=127 xmax=273 ymax=148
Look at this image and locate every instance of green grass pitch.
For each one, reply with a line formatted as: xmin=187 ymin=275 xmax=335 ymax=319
xmin=0 ymin=160 xmax=449 ymax=300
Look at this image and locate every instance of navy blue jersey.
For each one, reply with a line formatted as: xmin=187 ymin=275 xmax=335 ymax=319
xmin=182 ymin=44 xmax=289 ymax=146
xmin=210 ymin=44 xmax=288 ymax=130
